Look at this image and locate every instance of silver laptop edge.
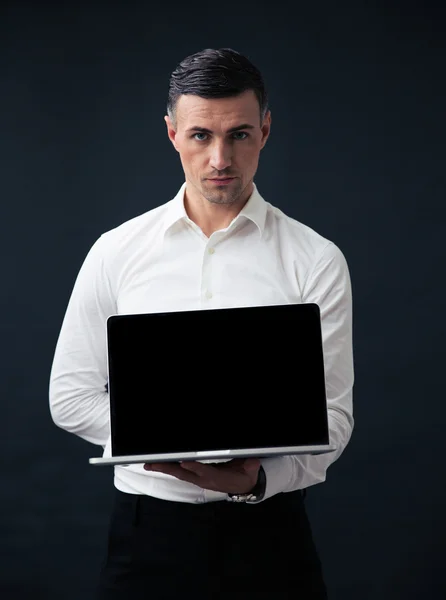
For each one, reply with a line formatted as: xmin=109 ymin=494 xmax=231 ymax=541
xmin=89 ymin=444 xmax=336 ymax=466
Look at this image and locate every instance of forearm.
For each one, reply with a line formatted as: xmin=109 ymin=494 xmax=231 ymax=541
xmin=49 ymin=383 xmax=110 ymax=447
xmin=260 ymin=405 xmax=353 ymax=501
xmin=49 ymin=330 xmax=111 ymax=446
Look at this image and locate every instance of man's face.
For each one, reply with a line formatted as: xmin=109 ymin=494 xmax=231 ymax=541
xmin=165 ymin=90 xmax=271 ymax=206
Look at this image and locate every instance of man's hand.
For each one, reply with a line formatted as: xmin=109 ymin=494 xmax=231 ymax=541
xmin=143 ymin=458 xmax=261 ymax=495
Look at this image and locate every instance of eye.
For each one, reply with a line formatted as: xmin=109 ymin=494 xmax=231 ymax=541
xmin=192 ymin=132 xmax=208 ymax=141
xmin=232 ymin=131 xmax=248 ymax=140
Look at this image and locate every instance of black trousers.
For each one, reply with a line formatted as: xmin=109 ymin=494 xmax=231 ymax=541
xmin=96 ymin=488 xmax=328 ymax=599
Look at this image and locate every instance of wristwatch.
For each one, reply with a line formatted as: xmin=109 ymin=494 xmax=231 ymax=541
xmin=227 ymin=466 xmax=266 ymax=503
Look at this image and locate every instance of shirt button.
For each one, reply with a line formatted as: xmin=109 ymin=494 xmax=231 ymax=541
xmin=205 ymin=290 xmax=213 ymax=300
xmin=208 ymin=247 xmax=215 ymax=255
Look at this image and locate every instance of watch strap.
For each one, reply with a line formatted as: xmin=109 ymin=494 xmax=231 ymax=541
xmin=227 ymin=465 xmax=266 ymax=503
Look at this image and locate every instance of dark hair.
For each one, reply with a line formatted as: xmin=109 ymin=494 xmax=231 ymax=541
xmin=167 ymin=48 xmax=268 ymax=127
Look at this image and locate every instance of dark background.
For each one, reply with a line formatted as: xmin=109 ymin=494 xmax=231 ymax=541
xmin=1 ymin=1 xmax=445 ymax=598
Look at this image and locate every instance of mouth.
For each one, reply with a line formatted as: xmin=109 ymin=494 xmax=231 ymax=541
xmin=207 ymin=177 xmax=235 ymax=185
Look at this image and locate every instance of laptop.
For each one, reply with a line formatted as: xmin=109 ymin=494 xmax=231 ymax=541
xmin=89 ymin=302 xmax=336 ymax=466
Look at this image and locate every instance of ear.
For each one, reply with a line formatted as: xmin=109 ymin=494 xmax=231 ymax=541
xmin=260 ymin=110 xmax=271 ymax=150
xmin=165 ymin=115 xmax=179 ymax=151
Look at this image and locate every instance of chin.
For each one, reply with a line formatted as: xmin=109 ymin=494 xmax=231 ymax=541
xmin=205 ymin=184 xmax=243 ymax=205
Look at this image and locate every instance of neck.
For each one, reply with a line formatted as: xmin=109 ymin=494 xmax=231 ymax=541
xmin=184 ymin=180 xmax=253 ymax=238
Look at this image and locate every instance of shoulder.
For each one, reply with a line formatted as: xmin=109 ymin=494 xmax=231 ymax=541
xmin=95 ymin=200 xmax=173 ymax=258
xmin=262 ymin=201 xmax=351 ymax=289
xmin=265 ymin=201 xmax=338 ymax=257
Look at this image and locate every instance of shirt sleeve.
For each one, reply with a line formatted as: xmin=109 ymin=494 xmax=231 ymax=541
xmin=49 ymin=235 xmax=117 ymax=447
xmin=256 ymin=241 xmax=354 ymax=502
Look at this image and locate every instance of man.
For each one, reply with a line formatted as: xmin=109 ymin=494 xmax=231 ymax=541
xmin=49 ymin=47 xmax=354 ymax=599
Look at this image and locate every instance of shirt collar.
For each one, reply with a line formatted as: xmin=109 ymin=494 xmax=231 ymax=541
xmin=162 ymin=181 xmax=268 ymax=237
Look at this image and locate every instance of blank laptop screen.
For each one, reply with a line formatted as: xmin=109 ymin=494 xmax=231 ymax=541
xmin=107 ymin=303 xmax=329 ymax=456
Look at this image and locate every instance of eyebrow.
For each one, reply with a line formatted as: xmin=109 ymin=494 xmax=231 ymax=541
xmin=186 ymin=124 xmax=256 ymax=134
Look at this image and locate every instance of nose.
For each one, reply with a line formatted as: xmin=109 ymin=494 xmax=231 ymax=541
xmin=209 ymin=140 xmax=232 ymax=172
